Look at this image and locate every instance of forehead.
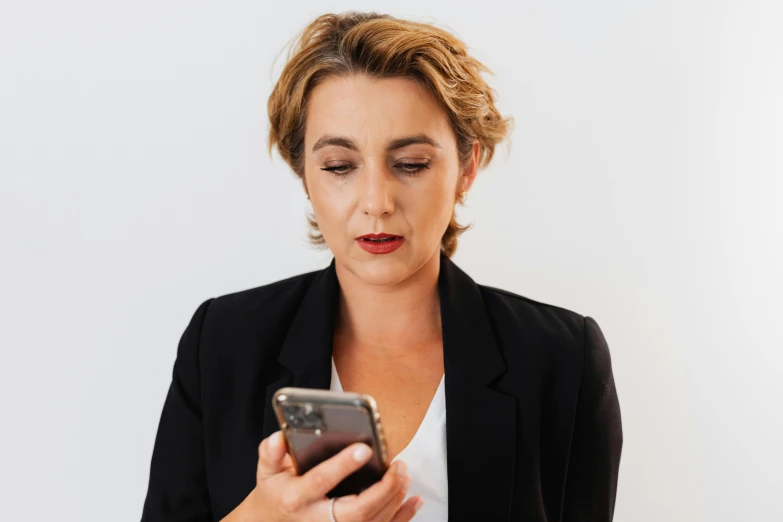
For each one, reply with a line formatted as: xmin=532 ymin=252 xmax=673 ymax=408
xmin=305 ymin=74 xmax=453 ymax=147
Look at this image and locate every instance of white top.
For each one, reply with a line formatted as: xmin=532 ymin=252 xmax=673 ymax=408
xmin=330 ymin=357 xmax=449 ymax=520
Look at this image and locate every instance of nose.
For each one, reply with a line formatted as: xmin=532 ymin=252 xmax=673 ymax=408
xmin=360 ymin=166 xmax=396 ymax=217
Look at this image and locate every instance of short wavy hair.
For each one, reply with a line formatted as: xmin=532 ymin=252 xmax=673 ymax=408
xmin=267 ymin=11 xmax=513 ymax=257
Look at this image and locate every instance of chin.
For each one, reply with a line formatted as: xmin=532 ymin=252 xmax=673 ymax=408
xmin=348 ymin=251 xmax=416 ymax=286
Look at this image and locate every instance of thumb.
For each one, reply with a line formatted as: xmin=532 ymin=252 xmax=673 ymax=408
xmin=257 ymin=431 xmax=288 ymax=479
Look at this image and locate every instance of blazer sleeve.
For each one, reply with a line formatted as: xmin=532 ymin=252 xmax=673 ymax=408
xmin=562 ymin=316 xmax=624 ymax=521
xmin=141 ymin=299 xmax=214 ymax=522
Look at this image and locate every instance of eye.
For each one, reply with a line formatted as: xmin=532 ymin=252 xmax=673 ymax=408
xmin=319 ymin=162 xmax=430 ymax=177
xmin=320 ymin=165 xmax=353 ymax=177
xmin=396 ymin=163 xmax=430 ymax=175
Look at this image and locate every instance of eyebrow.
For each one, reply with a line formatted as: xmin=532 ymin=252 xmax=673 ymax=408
xmin=311 ymin=133 xmax=442 ymax=153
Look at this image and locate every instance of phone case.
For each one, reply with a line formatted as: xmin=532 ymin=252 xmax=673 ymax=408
xmin=271 ymin=386 xmax=390 ymax=497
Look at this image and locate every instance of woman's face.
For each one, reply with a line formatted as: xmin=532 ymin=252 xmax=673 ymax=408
xmin=303 ymin=74 xmax=477 ymax=286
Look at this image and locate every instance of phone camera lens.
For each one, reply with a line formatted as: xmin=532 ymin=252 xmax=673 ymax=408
xmin=304 ymin=410 xmax=321 ymax=423
xmin=283 ymin=404 xmax=301 ymax=416
xmin=282 ymin=403 xmax=323 ymax=430
xmin=302 ymin=404 xmax=323 ymax=429
xmin=283 ymin=405 xmax=304 ymax=426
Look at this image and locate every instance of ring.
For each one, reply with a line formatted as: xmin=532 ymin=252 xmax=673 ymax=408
xmin=328 ymin=497 xmax=338 ymax=522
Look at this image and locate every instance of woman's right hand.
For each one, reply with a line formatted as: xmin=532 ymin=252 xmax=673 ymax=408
xmin=222 ymin=430 xmax=423 ymax=522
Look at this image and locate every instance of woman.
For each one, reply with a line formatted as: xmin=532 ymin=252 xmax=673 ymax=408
xmin=141 ymin=11 xmax=623 ymax=522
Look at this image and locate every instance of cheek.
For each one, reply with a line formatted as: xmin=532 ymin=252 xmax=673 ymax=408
xmin=311 ymin=185 xmax=352 ymax=237
xmin=407 ymin=178 xmax=456 ymax=229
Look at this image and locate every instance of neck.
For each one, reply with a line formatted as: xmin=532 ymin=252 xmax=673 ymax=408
xmin=334 ymin=249 xmax=442 ymax=356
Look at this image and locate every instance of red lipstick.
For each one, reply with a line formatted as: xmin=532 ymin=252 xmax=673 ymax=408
xmin=355 ymin=233 xmax=405 ymax=254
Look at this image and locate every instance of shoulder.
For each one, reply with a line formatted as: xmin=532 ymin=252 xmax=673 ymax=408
xmin=198 ymin=267 xmax=323 ymax=335
xmin=477 ymin=284 xmax=589 ymax=366
xmin=480 ymin=284 xmax=585 ymax=335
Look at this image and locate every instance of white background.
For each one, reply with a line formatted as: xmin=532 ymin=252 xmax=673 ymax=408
xmin=2 ymin=1 xmax=781 ymax=520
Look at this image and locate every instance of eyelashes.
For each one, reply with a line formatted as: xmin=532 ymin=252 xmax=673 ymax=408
xmin=319 ymin=163 xmax=430 ymax=177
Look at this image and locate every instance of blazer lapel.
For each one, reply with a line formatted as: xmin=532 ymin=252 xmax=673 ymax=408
xmin=439 ymin=253 xmax=517 ymax=522
xmin=262 ymin=258 xmax=340 ymax=439
xmin=262 ymin=253 xmax=517 ymax=521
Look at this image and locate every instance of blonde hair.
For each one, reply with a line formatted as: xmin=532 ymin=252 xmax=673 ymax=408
xmin=267 ymin=11 xmax=513 ymax=257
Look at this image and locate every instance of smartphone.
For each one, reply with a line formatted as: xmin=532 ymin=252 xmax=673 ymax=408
xmin=271 ymin=386 xmax=390 ymax=497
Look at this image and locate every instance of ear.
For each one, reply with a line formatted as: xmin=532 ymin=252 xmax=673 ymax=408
xmin=461 ymin=140 xmax=480 ymax=192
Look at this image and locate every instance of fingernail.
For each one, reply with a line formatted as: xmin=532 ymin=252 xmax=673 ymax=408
xmin=353 ymin=444 xmax=372 ymax=462
xmin=414 ymin=498 xmax=424 ymax=512
xmin=395 ymin=461 xmax=407 ymax=475
xmin=269 ymin=431 xmax=282 ymax=450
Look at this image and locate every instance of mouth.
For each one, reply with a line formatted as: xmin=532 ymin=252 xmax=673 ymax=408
xmin=356 ymin=233 xmax=403 ymax=242
xmin=355 ymin=233 xmax=405 ymax=254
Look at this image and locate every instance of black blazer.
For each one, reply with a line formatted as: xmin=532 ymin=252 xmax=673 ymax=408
xmin=141 ymin=252 xmax=623 ymax=521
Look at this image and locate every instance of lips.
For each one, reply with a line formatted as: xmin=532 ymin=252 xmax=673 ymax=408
xmin=356 ymin=233 xmax=402 ymax=242
xmin=356 ymin=233 xmax=405 ymax=254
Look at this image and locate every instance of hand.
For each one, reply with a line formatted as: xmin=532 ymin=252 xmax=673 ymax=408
xmin=222 ymin=430 xmax=424 ymax=522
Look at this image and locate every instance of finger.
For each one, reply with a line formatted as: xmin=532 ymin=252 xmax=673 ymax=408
xmin=340 ymin=460 xmax=410 ymax=520
xmin=281 ymin=451 xmax=296 ymax=473
xmin=389 ymin=496 xmax=424 ymax=522
xmin=256 ymin=431 xmax=288 ymax=479
xmin=289 ymin=442 xmax=374 ymax=506
xmin=363 ymin=471 xmax=410 ymax=522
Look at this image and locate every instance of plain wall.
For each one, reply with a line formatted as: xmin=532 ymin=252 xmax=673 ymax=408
xmin=2 ymin=1 xmax=781 ymax=520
